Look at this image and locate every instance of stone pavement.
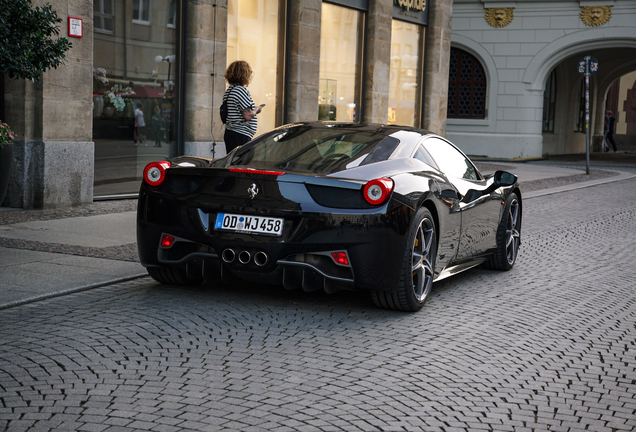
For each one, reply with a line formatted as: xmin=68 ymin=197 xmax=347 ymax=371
xmin=0 ymin=158 xmax=634 ymax=311
xmin=1 ymin=168 xmax=635 ymax=431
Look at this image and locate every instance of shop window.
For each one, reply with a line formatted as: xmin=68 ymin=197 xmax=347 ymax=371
xmin=542 ymin=69 xmax=557 ymax=133
xmin=227 ymin=0 xmax=282 ymax=136
xmin=94 ymin=0 xmax=115 ymax=34
xmin=447 ymin=48 xmax=487 ymax=119
xmin=93 ymin=0 xmax=180 ymax=198
xmin=388 ymin=20 xmax=423 ymax=127
xmin=132 ymin=0 xmax=151 ymax=24
xmin=319 ymin=3 xmax=364 ymax=123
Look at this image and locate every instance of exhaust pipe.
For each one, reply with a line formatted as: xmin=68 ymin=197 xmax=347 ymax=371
xmin=254 ymin=251 xmax=268 ymax=267
xmin=238 ymin=250 xmax=251 ymax=264
xmin=222 ymin=248 xmax=236 ymax=263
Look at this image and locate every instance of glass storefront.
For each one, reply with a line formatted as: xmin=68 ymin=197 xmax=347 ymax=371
xmin=388 ymin=20 xmax=423 ymax=127
xmin=227 ymin=0 xmax=281 ymax=137
xmin=319 ymin=3 xmax=364 ymax=123
xmin=93 ymin=0 xmax=180 ymax=197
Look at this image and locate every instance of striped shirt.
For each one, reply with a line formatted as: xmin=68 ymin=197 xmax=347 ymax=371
xmin=224 ymin=84 xmax=258 ymax=139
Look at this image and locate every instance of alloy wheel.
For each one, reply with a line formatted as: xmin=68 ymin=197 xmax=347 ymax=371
xmin=412 ymin=217 xmax=435 ymax=302
xmin=506 ymin=199 xmax=520 ymax=264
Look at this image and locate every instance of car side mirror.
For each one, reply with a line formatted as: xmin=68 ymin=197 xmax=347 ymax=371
xmin=484 ymin=170 xmax=517 ymax=194
xmin=493 ymin=170 xmax=517 ymax=187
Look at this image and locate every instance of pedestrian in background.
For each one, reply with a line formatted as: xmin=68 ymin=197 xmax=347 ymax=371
xmin=605 ymin=110 xmax=617 ymax=152
xmin=135 ymin=102 xmax=147 ymax=146
xmin=223 ymin=61 xmax=263 ymax=153
xmin=151 ymin=106 xmax=162 ymax=147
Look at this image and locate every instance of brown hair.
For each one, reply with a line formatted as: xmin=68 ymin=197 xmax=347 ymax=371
xmin=224 ymin=61 xmax=253 ymax=86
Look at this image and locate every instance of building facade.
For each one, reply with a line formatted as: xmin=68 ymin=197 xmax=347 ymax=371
xmin=448 ymin=0 xmax=636 ymax=159
xmin=2 ymin=0 xmax=453 ymax=209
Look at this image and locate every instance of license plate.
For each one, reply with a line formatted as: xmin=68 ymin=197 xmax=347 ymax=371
xmin=214 ymin=213 xmax=284 ymax=236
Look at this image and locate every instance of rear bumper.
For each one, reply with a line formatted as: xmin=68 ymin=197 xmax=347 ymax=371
xmin=137 ymin=191 xmax=413 ymax=292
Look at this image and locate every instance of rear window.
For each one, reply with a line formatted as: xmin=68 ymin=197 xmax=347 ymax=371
xmin=226 ymin=125 xmax=398 ymax=174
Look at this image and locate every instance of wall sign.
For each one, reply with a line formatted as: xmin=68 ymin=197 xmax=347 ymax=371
xmin=395 ymin=0 xmax=426 ymax=12
xmin=68 ymin=17 xmax=83 ymax=38
xmin=393 ymin=0 xmax=428 ymax=25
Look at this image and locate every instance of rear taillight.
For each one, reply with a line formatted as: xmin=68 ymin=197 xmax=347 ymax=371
xmin=143 ymin=161 xmax=170 ymax=186
xmin=160 ymin=234 xmax=175 ymax=248
xmin=331 ymin=251 xmax=349 ymax=266
xmin=363 ymin=178 xmax=393 ymax=205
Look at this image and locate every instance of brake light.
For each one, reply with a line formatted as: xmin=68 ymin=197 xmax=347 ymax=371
xmin=331 ymin=251 xmax=349 ymax=266
xmin=160 ymin=234 xmax=175 ymax=248
xmin=229 ymin=168 xmax=285 ymax=176
xmin=363 ymin=178 xmax=393 ymax=205
xmin=144 ymin=161 xmax=171 ymax=186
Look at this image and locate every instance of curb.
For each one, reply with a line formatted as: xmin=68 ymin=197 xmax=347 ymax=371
xmin=0 ymin=273 xmax=149 ymax=311
xmin=524 ymin=170 xmax=636 ymax=199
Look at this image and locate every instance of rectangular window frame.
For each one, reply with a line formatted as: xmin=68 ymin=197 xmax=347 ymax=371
xmin=542 ymin=69 xmax=557 ymax=133
xmin=94 ymin=0 xmax=115 ymax=34
xmin=132 ymin=0 xmax=151 ymax=25
xmin=388 ymin=18 xmax=425 ymax=128
xmin=318 ymin=2 xmax=366 ymax=123
xmin=167 ymin=0 xmax=176 ymax=28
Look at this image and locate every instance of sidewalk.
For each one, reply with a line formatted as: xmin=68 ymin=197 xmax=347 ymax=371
xmin=1 ymin=158 xmax=635 ymax=310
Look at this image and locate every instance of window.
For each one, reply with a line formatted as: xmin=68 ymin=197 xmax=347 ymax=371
xmin=229 ymin=125 xmax=392 ymax=174
xmin=227 ymin=0 xmax=281 ymax=137
xmin=388 ymin=20 xmax=423 ymax=127
xmin=413 ymin=145 xmax=438 ymax=169
xmin=319 ymin=3 xmax=364 ymax=123
xmin=132 ymin=0 xmax=151 ymax=24
xmin=93 ymin=0 xmax=180 ymax=198
xmin=447 ymin=48 xmax=486 ymax=119
xmin=94 ymin=0 xmax=115 ymax=33
xmin=574 ymin=78 xmax=588 ymax=133
xmin=422 ymin=138 xmax=480 ymax=181
xmin=542 ymin=69 xmax=556 ymax=132
xmin=167 ymin=0 xmax=176 ymax=28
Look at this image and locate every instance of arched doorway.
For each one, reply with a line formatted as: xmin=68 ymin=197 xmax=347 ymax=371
xmin=537 ymin=46 xmax=636 ymax=155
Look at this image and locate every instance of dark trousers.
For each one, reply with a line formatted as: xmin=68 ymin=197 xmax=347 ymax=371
xmin=606 ymin=131 xmax=617 ymax=152
xmin=224 ymin=128 xmax=252 ymax=154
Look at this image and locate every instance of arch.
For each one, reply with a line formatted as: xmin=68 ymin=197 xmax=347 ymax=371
xmin=524 ymin=27 xmax=636 ymax=90
xmin=449 ymin=34 xmax=499 ymax=128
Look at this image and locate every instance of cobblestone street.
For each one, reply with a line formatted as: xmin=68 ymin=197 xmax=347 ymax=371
xmin=1 ymin=173 xmax=635 ymax=432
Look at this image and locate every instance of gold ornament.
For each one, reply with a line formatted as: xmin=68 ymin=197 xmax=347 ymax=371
xmin=580 ymin=6 xmax=612 ymax=27
xmin=485 ymin=8 xmax=514 ymax=28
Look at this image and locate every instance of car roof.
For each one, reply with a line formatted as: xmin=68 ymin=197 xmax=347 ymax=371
xmin=276 ymin=121 xmax=435 ymax=137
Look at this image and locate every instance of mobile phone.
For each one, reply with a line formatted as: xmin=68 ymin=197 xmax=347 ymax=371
xmin=259 ymin=104 xmax=266 ymax=107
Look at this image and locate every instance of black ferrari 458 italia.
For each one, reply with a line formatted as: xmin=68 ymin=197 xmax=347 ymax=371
xmin=137 ymin=122 xmax=522 ymax=312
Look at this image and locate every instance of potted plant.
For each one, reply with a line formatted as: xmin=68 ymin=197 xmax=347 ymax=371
xmin=0 ymin=121 xmax=14 ymax=205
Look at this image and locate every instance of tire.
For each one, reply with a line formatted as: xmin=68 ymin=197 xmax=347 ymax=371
xmin=147 ymin=266 xmax=203 ymax=286
xmin=371 ymin=207 xmax=437 ymax=312
xmin=484 ymin=192 xmax=521 ymax=271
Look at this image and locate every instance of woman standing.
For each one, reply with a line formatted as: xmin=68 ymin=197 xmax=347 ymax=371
xmin=223 ymin=61 xmax=263 ymax=153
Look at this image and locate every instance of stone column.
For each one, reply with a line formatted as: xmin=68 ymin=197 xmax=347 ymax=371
xmin=362 ymin=0 xmax=393 ymax=124
xmin=423 ymin=0 xmax=453 ymax=135
xmin=183 ymin=0 xmax=227 ymax=158
xmin=284 ymin=1 xmax=322 ymax=124
xmin=4 ymin=0 xmax=94 ymax=209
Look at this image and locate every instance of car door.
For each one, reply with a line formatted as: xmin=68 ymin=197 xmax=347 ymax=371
xmin=421 ymin=137 xmax=502 ymax=262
